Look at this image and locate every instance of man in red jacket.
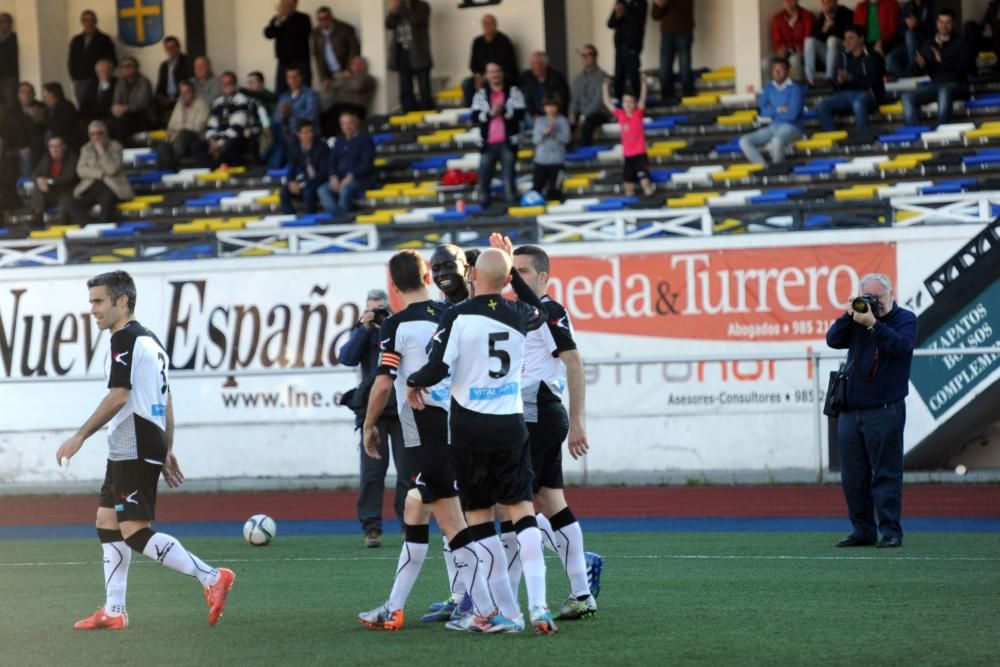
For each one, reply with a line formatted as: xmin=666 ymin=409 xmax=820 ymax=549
xmin=763 ymin=0 xmax=814 ymax=83
xmin=854 ymin=0 xmax=902 ymax=56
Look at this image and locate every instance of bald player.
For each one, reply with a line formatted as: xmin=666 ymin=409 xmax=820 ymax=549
xmin=407 ymin=241 xmax=558 ymax=635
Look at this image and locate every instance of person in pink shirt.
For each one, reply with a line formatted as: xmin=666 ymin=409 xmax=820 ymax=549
xmin=471 ymin=61 xmax=527 ymax=207
xmin=602 ymin=76 xmax=654 ymax=197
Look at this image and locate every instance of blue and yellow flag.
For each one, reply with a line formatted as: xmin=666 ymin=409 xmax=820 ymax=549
xmin=117 ymin=0 xmax=163 ymax=47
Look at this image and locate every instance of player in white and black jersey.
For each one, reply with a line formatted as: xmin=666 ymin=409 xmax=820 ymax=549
xmin=506 ymin=244 xmax=601 ymax=621
xmin=55 ymin=271 xmax=234 ymax=630
xmin=358 ymin=250 xmax=514 ymax=633
xmin=407 ymin=241 xmax=559 ymax=635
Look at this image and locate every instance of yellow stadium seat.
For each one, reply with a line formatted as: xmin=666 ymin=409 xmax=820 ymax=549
xmin=562 ymin=177 xmax=592 ymax=189
xmin=172 ymin=220 xmax=210 ymax=233
xmin=701 ymin=67 xmax=735 ymax=82
xmin=112 ymin=247 xmax=137 ymax=257
xmin=647 ymin=146 xmax=675 ymax=158
xmin=436 ymin=88 xmax=463 ymax=101
xmin=965 ymin=127 xmax=1000 ymax=139
xmin=517 ymin=149 xmax=534 ymax=160
xmin=196 ymin=171 xmax=231 ymax=182
xmin=880 ymin=101 xmax=903 ymax=115
xmin=668 ymin=192 xmax=719 ymax=208
xmin=401 ymin=188 xmax=437 ymax=197
xmin=90 ymin=255 xmax=120 ymax=263
xmin=147 ymin=129 xmax=169 ymax=141
xmin=208 ymin=219 xmax=248 ymax=231
xmin=239 ymin=247 xmax=274 ymax=256
xmin=878 ymin=159 xmax=919 ymax=171
xmin=795 ymin=138 xmax=834 ymax=151
xmin=713 ymin=218 xmax=746 ymax=233
xmin=682 ymin=93 xmax=722 ymax=107
xmin=132 ymin=194 xmax=165 ymax=204
xmin=256 ymin=193 xmax=280 ymax=205
xmin=374 ymin=157 xmax=388 ymax=167
xmin=812 ymin=131 xmax=848 ymax=141
xmin=356 ymin=209 xmax=407 ymax=224
xmin=395 ymin=240 xmax=426 ymax=249
xmin=30 ymin=225 xmax=79 ymax=239
xmin=508 ymin=206 xmax=546 ymax=217
xmin=117 ymin=201 xmax=149 ymax=212
xmin=652 ymin=139 xmax=688 ymax=150
xmin=365 ymin=189 xmax=398 ymax=200
xmin=835 ymin=186 xmax=878 ymax=201
xmin=896 ymin=152 xmax=933 ymax=162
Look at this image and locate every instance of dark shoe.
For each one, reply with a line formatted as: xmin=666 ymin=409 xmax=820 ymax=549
xmin=836 ymin=534 xmax=877 ymax=548
xmin=364 ymin=529 xmax=382 ymax=549
xmin=877 ymin=536 xmax=902 ymax=549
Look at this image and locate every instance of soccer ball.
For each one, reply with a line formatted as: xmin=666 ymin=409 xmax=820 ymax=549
xmin=243 ymin=514 xmax=277 ymax=546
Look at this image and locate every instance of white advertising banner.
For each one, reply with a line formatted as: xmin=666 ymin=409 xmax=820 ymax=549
xmin=0 ymin=225 xmax=990 ymax=483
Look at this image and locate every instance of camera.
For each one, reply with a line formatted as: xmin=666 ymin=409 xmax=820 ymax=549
xmin=371 ymin=305 xmax=391 ymax=327
xmin=851 ymin=293 xmax=881 ymax=316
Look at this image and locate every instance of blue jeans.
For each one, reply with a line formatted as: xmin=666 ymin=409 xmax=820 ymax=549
xmin=478 ymin=142 xmax=517 ymax=205
xmin=886 ymin=29 xmax=922 ymax=77
xmin=738 ymin=124 xmax=802 ymax=165
xmin=816 ymin=90 xmax=876 ymax=131
xmin=660 ymin=32 xmax=694 ymax=99
xmin=320 ymin=177 xmax=369 ymax=216
xmin=837 ymin=400 xmax=906 ymax=540
xmin=902 ymin=82 xmax=962 ymax=125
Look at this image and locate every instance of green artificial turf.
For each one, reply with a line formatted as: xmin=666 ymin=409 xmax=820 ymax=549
xmin=2 ymin=532 xmax=998 ymax=666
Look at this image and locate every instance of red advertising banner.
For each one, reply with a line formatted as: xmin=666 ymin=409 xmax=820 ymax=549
xmin=546 ymin=243 xmax=896 ymax=341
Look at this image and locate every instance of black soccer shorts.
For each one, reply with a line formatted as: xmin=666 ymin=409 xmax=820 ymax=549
xmin=453 ymin=440 xmax=534 ymax=511
xmin=623 ymin=153 xmax=649 ymax=183
xmin=405 ymin=444 xmax=458 ymax=503
xmin=99 ymin=458 xmax=162 ymax=522
xmin=528 ymin=410 xmax=569 ymax=493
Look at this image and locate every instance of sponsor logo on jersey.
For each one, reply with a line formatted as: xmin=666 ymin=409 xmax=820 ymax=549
xmin=413 ymin=472 xmax=426 ymax=487
xmin=469 ymin=383 xmax=519 ymax=401
xmin=113 ymin=351 xmax=130 ymax=366
xmin=432 ymin=328 xmax=445 ymax=345
xmin=121 ymin=490 xmax=139 ymax=505
xmin=151 ymin=403 xmax=166 ymax=417
xmin=551 ymin=314 xmax=569 ymax=330
xmin=430 ymin=386 xmax=450 ymax=402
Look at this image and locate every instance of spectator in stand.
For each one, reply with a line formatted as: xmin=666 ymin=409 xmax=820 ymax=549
xmin=902 ymin=8 xmax=969 ymax=126
xmin=652 ymin=0 xmax=695 ymax=104
xmin=472 ymin=62 xmax=526 ymax=208
xmin=520 ymin=51 xmax=570 ymax=118
xmin=42 ymin=82 xmax=83 ymax=150
xmin=265 ymin=0 xmax=313 ymax=96
xmin=607 ymin=0 xmax=647 ymax=102
xmin=462 ymin=14 xmax=518 ymax=107
xmin=281 ymin=120 xmax=329 ymax=215
xmin=64 ymin=120 xmax=133 ymax=223
xmin=192 ymin=56 xmax=222 ymax=109
xmin=311 ymin=6 xmax=360 ymax=88
xmin=67 ymin=10 xmax=117 ymax=106
xmin=272 ymin=65 xmax=320 ymax=167
xmin=531 ymin=94 xmax=570 ymax=201
xmin=854 ymin=0 xmax=902 ymax=58
xmin=3 ymin=82 xmax=45 ymax=178
xmin=964 ymin=1 xmax=1000 ymax=63
xmin=160 ymin=79 xmax=210 ymax=169
xmin=80 ymin=59 xmax=117 ymax=124
xmin=155 ymin=36 xmax=191 ymax=107
xmin=108 ymin=57 xmax=155 ymax=143
xmin=569 ymin=44 xmax=610 ymax=147
xmin=206 ymin=71 xmax=252 ymax=167
xmin=602 ymin=75 xmax=655 ymax=197
xmin=739 ymin=57 xmax=805 ymax=166
xmin=764 ymin=0 xmax=814 ymax=82
xmin=887 ymin=1 xmax=936 ymax=77
xmin=385 ymin=0 xmax=433 ymax=112
xmin=243 ymin=71 xmax=277 ymax=117
xmin=323 ymin=111 xmax=374 ymax=216
xmin=0 ymin=13 xmax=18 ymax=111
xmin=815 ymin=25 xmax=885 ymax=132
xmin=320 ymin=55 xmax=377 ymax=135
xmin=804 ymin=0 xmax=856 ymax=85
xmin=31 ymin=136 xmax=78 ymax=225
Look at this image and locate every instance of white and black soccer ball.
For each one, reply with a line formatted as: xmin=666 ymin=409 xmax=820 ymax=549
xmin=243 ymin=514 xmax=277 ymax=546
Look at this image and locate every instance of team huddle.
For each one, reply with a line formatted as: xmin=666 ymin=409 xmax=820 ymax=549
xmin=55 ymin=234 xmax=600 ymax=636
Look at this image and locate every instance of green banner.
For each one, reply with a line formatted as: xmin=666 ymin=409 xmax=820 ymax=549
xmin=911 ymin=280 xmax=1000 ymax=417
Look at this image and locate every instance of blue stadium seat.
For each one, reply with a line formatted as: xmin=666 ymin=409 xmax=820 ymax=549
xmin=371 ymin=132 xmax=395 ymax=145
xmin=804 ymin=214 xmax=833 ymax=228
xmin=267 ymin=167 xmax=290 ymax=179
xmin=793 ymin=159 xmax=846 ymax=175
xmin=650 ymin=168 xmax=683 ymax=184
xmin=411 ymin=155 xmax=460 ymax=170
xmin=921 ymin=178 xmax=977 ymax=194
xmin=714 ymin=139 xmax=743 ymax=155
xmin=565 ymin=146 xmax=602 ymax=162
xmin=432 ymin=210 xmax=468 ymax=221
xmin=966 ymin=94 xmax=1000 ymax=109
xmin=749 ymin=188 xmax=804 ymax=204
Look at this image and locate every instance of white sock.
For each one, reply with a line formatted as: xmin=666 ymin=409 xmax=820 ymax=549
xmin=387 ymin=540 xmax=428 ymax=611
xmin=535 ymin=513 xmax=558 ymax=553
xmin=141 ymin=532 xmax=219 ymax=587
xmin=443 ymin=536 xmax=466 ymax=597
xmin=102 ymin=541 xmax=130 ymax=617
xmin=555 ymin=521 xmax=590 ymax=598
xmin=474 ymin=535 xmax=520 ymax=619
xmin=499 ymin=528 xmax=522 ymax=597
xmin=451 ymin=543 xmax=494 ymax=617
xmin=517 ymin=526 xmax=548 ymax=611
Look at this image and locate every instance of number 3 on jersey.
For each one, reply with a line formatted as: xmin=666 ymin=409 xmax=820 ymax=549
xmin=487 ymin=332 xmax=510 ymax=379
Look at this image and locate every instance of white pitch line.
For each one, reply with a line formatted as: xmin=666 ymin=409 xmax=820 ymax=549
xmin=1 ymin=553 xmax=998 ymax=568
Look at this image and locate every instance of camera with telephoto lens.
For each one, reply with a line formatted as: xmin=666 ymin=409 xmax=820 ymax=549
xmin=851 ymin=293 xmax=881 ymax=316
xmin=371 ymin=306 xmax=391 ymax=327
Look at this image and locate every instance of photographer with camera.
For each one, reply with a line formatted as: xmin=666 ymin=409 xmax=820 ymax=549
xmin=339 ymin=288 xmax=406 ymax=548
xmin=826 ymin=273 xmax=916 ymax=549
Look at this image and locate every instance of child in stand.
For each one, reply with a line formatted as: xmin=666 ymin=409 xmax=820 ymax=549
xmin=602 ymin=76 xmax=655 ymax=197
xmin=531 ymin=94 xmax=571 ymax=201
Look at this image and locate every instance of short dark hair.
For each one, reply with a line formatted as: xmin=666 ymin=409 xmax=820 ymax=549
xmin=771 ymin=56 xmax=790 ymax=69
xmin=317 ymin=5 xmax=332 ymax=15
xmin=389 ymin=250 xmax=428 ymax=293
xmin=87 ymin=271 xmax=137 ymax=313
xmin=297 ymin=120 xmax=314 ymax=132
xmin=121 ymin=56 xmax=139 ymax=68
xmin=249 ymin=71 xmax=264 ymax=82
xmin=178 ymin=78 xmax=195 ymax=92
xmin=844 ymin=24 xmax=865 ymax=39
xmin=938 ymin=8 xmax=956 ymax=19
xmin=286 ymin=65 xmax=302 ymax=75
xmin=542 ymin=94 xmax=561 ymax=108
xmin=513 ymin=245 xmax=550 ymax=274
xmin=164 ymin=35 xmax=180 ymax=46
xmin=42 ymin=82 xmax=66 ymax=101
xmin=81 ymin=9 xmax=96 ymax=21
xmin=220 ymin=70 xmax=237 ymax=84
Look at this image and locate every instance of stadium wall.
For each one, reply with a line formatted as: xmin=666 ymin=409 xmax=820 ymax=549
xmin=1 ymin=225 xmax=996 ymax=486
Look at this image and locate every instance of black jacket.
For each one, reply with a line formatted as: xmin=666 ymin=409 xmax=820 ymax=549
xmin=469 ymin=31 xmax=518 ymax=82
xmin=31 ymin=151 xmax=79 ymax=195
xmin=835 ymin=48 xmax=886 ymax=101
xmin=917 ymin=34 xmax=969 ymax=84
xmin=67 ymin=30 xmax=117 ymax=81
xmin=471 ymin=83 xmax=527 ymax=151
xmin=2 ymin=103 xmax=45 ymax=154
xmin=155 ymin=54 xmax=193 ymax=100
xmin=0 ymin=32 xmax=18 ymax=80
xmin=607 ymin=0 xmax=648 ymax=52
xmin=45 ymin=99 xmax=83 ymax=150
xmin=80 ymin=77 xmax=117 ymax=122
xmin=812 ymin=5 xmax=856 ymax=40
xmin=264 ymin=11 xmax=312 ymax=64
xmin=287 ymin=139 xmax=330 ymax=185
xmin=519 ymin=67 xmax=571 ymax=116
